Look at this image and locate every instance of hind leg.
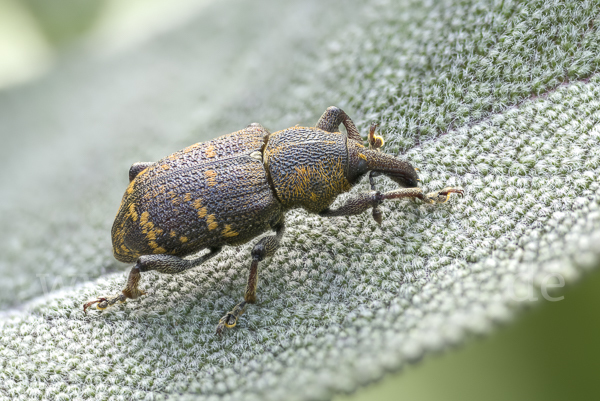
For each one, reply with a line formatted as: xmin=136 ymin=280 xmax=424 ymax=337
xmin=83 ymin=247 xmax=222 ymax=312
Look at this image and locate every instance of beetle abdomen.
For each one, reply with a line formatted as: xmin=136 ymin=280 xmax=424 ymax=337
xmin=264 ymin=127 xmax=351 ymax=213
xmin=112 ymin=125 xmax=282 ymax=262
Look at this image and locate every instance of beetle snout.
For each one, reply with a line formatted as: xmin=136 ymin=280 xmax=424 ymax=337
xmin=386 ymin=163 xmax=420 ymax=188
xmin=389 ymin=172 xmax=419 ymax=188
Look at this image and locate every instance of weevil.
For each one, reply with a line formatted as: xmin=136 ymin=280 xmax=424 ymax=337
xmin=83 ymin=106 xmax=463 ymax=334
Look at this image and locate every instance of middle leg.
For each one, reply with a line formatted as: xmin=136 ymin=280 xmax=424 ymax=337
xmin=216 ymin=222 xmax=285 ymax=335
xmin=369 ymin=171 xmax=383 ymax=223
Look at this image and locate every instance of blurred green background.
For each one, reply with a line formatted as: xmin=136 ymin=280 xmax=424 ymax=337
xmin=337 ymin=268 xmax=600 ymax=401
xmin=0 ymin=0 xmax=217 ymax=89
xmin=1 ymin=0 xmax=600 ymax=400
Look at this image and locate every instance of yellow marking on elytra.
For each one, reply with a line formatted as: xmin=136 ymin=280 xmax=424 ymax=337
xmin=205 ymin=170 xmax=217 ymax=186
xmin=170 ymin=230 xmax=177 ymax=238
xmin=356 ymin=143 xmax=365 ymax=148
xmin=184 ymin=193 xmax=192 ymax=202
xmin=148 ymin=240 xmax=166 ymax=254
xmin=128 ymin=203 xmax=138 ymax=221
xmin=148 ymin=231 xmax=158 ymax=241
xmin=161 ymin=164 xmax=170 ymax=170
xmin=206 ymin=144 xmax=216 ymax=158
xmin=180 ymin=236 xmax=188 ymax=243
xmin=140 ymin=211 xmax=150 ymax=226
xmin=139 ymin=211 xmax=164 ymax=247
xmin=126 ymin=180 xmax=135 ymax=195
xmin=359 ymin=153 xmax=367 ymax=161
xmin=150 ymin=242 xmax=166 ymax=254
xmin=193 ymin=198 xmax=203 ymax=209
xmin=207 ymin=214 xmax=218 ymax=230
xmin=193 ymin=198 xmax=209 ymax=218
xmin=183 ymin=143 xmax=200 ymax=153
xmin=222 ymin=225 xmax=239 ymax=238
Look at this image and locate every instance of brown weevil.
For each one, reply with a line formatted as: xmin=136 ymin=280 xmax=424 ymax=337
xmin=83 ymin=107 xmax=463 ymax=334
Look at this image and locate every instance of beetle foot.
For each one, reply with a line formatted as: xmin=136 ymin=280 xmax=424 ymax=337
xmin=372 ymin=205 xmax=383 ymax=225
xmin=83 ymin=289 xmax=147 ymax=313
xmin=424 ymin=187 xmax=464 ymax=204
xmin=216 ymin=301 xmax=247 ymax=335
xmin=83 ymin=293 xmax=125 ymax=313
xmin=83 ymin=297 xmax=108 ymax=313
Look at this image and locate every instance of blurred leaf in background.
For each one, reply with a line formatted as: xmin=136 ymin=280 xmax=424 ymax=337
xmin=20 ymin=0 xmax=104 ymax=47
xmin=0 ymin=0 xmax=55 ymax=87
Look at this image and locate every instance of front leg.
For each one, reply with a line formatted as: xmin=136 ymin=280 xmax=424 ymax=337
xmin=319 ymin=187 xmax=464 ymax=224
xmin=315 ymin=106 xmax=363 ymax=142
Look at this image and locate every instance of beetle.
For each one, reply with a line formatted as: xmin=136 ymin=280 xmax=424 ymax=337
xmin=83 ymin=106 xmax=463 ymax=334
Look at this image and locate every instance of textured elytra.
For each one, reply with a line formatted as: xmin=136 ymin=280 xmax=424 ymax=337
xmin=2 ymin=0 xmax=600 ymax=400
xmin=113 ymin=125 xmax=282 ymax=262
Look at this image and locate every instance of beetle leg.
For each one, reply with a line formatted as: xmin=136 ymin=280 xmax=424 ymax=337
xmin=380 ymin=187 xmax=464 ymax=204
xmin=315 ymin=106 xmax=363 ymax=142
xmin=83 ymin=247 xmax=222 ymax=313
xmin=319 ymin=187 xmax=463 ymax=225
xmin=368 ymin=171 xmax=385 ymax=223
xmin=320 ymin=192 xmax=383 ymax=223
xmin=422 ymin=187 xmax=465 ymax=204
xmin=216 ymin=223 xmax=285 ymax=335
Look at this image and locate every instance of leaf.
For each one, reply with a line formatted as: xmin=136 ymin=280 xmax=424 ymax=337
xmin=1 ymin=0 xmax=600 ymax=400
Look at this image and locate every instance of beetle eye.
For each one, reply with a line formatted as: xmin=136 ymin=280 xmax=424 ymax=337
xmin=347 ymin=155 xmax=369 ymax=184
xmin=357 ymin=158 xmax=368 ymax=173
